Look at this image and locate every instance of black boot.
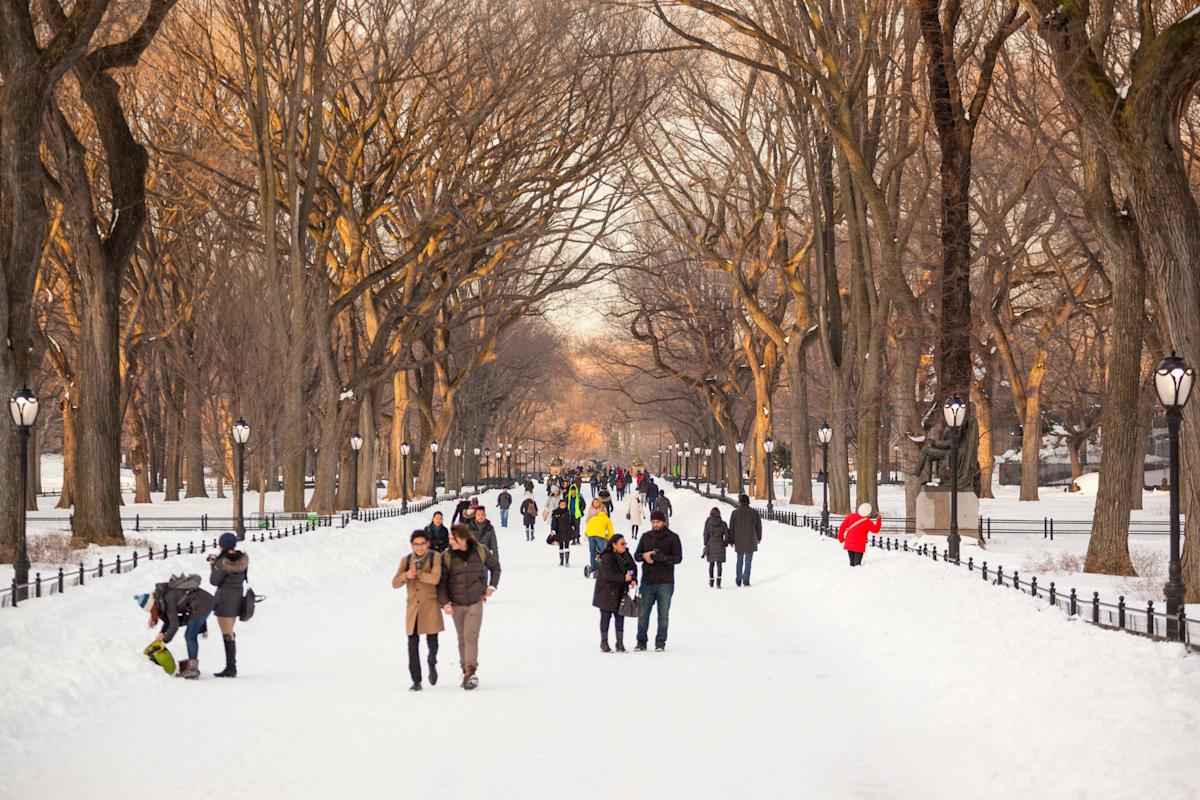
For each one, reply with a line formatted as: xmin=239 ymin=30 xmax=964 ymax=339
xmin=716 ymin=577 xmax=722 ymax=589
xmin=709 ymin=578 xmax=714 ymax=588
xmin=214 ymin=636 xmax=237 ymax=678
xmin=600 ymin=633 xmax=611 ymax=653
xmin=615 ymin=631 xmax=626 ymax=653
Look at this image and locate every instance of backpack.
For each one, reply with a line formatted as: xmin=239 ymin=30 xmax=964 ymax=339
xmin=167 ymin=573 xmax=202 ymax=591
xmin=442 ymin=543 xmax=489 ymax=570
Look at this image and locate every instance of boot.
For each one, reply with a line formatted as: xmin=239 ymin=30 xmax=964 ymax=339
xmin=463 ymin=667 xmax=479 ymax=691
xmin=409 ymin=681 xmax=423 ymax=691
xmin=600 ymin=633 xmax=611 ymax=653
xmin=615 ymin=632 xmax=626 ymax=653
xmin=214 ymin=636 xmax=237 ymax=678
xmin=716 ymin=577 xmax=722 ymax=589
xmin=180 ymin=659 xmax=200 ymax=679
xmin=428 ymin=658 xmax=438 ymax=686
xmin=709 ymin=578 xmax=714 ymax=588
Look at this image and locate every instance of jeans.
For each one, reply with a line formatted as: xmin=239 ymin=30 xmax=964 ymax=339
xmin=500 ymin=508 xmax=509 ymax=527
xmin=407 ymin=633 xmax=439 ymax=683
xmin=736 ymin=551 xmax=754 ymax=585
xmin=636 ymin=583 xmax=674 ymax=646
xmin=600 ymin=609 xmax=625 ymax=637
xmin=588 ymin=537 xmax=606 ymax=572
xmin=184 ymin=610 xmax=212 ymax=660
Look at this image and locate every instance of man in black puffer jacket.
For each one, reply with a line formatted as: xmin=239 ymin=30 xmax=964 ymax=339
xmin=633 ymin=510 xmax=682 ymax=652
xmin=439 ymin=525 xmax=501 ymax=690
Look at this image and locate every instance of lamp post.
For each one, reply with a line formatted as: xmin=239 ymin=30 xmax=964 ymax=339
xmin=429 ymin=440 xmax=439 ymax=498
xmin=1156 ymin=352 xmax=1195 ymax=640
xmin=682 ymin=444 xmax=690 ymax=490
xmin=9 ymin=387 xmax=39 ymax=599
xmin=763 ymin=437 xmax=776 ymax=515
xmin=400 ymin=440 xmax=410 ymax=512
xmin=230 ymin=418 xmax=251 ymax=537
xmin=454 ymin=447 xmax=463 ymax=495
xmin=507 ymin=445 xmax=513 ymax=481
xmin=817 ymin=422 xmax=832 ymax=535
xmin=692 ymin=446 xmax=701 ymax=491
xmin=735 ymin=441 xmax=745 ymax=496
xmin=496 ymin=449 xmax=503 ymax=486
xmin=704 ymin=446 xmax=712 ymax=493
xmin=473 ymin=447 xmax=482 ymax=493
xmin=718 ymin=443 xmax=727 ymax=496
xmin=518 ymin=444 xmax=524 ymax=478
xmin=943 ymin=395 xmax=968 ymax=562
xmin=349 ymin=433 xmax=364 ymax=517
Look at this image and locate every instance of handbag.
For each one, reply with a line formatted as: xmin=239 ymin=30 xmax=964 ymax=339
xmin=617 ymin=589 xmax=642 ymax=618
xmin=240 ymin=588 xmax=259 ymax=621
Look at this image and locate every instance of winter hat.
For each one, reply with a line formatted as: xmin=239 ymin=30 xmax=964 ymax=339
xmin=857 ymin=503 xmax=873 ymax=517
xmin=650 ymin=510 xmax=667 ymax=523
xmin=219 ymin=532 xmax=238 ymax=550
xmin=134 ymin=593 xmax=152 ymax=609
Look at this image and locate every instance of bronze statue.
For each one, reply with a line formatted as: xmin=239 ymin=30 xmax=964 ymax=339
xmin=908 ymin=416 xmax=980 ymax=491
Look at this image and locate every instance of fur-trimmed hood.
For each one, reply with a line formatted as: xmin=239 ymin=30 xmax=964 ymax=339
xmin=215 ymin=551 xmax=249 ymax=573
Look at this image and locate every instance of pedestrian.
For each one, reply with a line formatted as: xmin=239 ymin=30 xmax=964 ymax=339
xmin=615 ymin=473 xmax=626 ymax=501
xmin=451 ymin=496 xmax=475 ymax=527
xmin=497 ymin=488 xmax=513 ymax=528
xmin=654 ymin=490 xmax=672 ymax=521
xmin=207 ymin=532 xmax=249 ymax=678
xmin=439 ymin=524 xmax=501 ymax=690
xmin=701 ymin=508 xmax=730 ymax=588
xmin=137 ymin=574 xmax=216 ymax=679
xmin=520 ymin=496 xmax=539 ymax=542
xmin=598 ymin=487 xmax=613 ymax=516
xmin=634 ymin=510 xmax=682 ymax=652
xmin=728 ymin=493 xmax=762 ymax=587
xmin=425 ymin=510 xmax=450 ymax=553
xmin=584 ymin=498 xmax=615 ymax=578
xmin=589 ymin=472 xmax=599 ymax=498
xmin=566 ymin=484 xmax=586 ymax=544
xmin=640 ymin=475 xmax=653 ymax=510
xmin=550 ymin=497 xmax=574 ymax=566
xmin=468 ymin=506 xmax=500 ymax=558
xmin=593 ymin=534 xmax=637 ymax=652
xmin=392 ymin=530 xmax=444 ymax=691
xmin=838 ymin=503 xmax=882 ymax=566
xmin=626 ymin=489 xmax=644 ymax=540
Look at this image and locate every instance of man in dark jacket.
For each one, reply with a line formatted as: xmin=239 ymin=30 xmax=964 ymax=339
xmin=451 ymin=497 xmax=475 ymax=526
xmin=439 ymin=525 xmax=501 ymax=690
xmin=728 ymin=494 xmax=762 ymax=587
xmin=645 ymin=479 xmax=660 ymax=512
xmin=467 ymin=507 xmax=499 ymax=559
xmin=425 ymin=511 xmax=450 ymax=552
xmin=496 ymin=489 xmax=513 ymax=528
xmin=653 ymin=490 xmax=672 ymax=521
xmin=633 ymin=510 xmax=683 ymax=652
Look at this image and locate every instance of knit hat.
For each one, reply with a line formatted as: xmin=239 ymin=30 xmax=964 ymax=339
xmin=650 ymin=510 xmax=667 ymax=523
xmin=134 ymin=593 xmax=152 ymax=609
xmin=219 ymin=532 xmax=238 ymax=550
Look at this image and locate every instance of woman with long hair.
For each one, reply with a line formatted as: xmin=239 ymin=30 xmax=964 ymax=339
xmin=592 ymin=534 xmax=636 ymax=652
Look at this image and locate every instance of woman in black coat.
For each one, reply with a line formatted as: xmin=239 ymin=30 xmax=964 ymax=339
xmin=208 ymin=532 xmax=248 ymax=678
xmin=550 ymin=498 xmax=574 ymax=567
xmin=592 ymin=535 xmax=637 ymax=653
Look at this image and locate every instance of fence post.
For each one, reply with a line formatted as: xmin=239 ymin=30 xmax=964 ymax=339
xmin=79 ymin=562 xmax=85 ymax=586
xmin=1030 ymin=576 xmax=1038 ymax=597
xmin=1049 ymin=519 xmax=1054 ymax=541
xmin=57 ymin=567 xmax=64 ymax=594
xmin=116 ymin=555 xmax=122 ymax=574
xmin=1118 ymin=596 xmax=1126 ymax=629
xmin=1092 ymin=591 xmax=1100 ymax=624
xmin=35 ymin=572 xmax=41 ymax=598
xmin=1013 ymin=570 xmax=1019 ymax=590
xmin=1069 ymin=588 xmax=1077 ymax=616
xmin=189 ymin=541 xmax=194 ymax=554
xmin=163 ymin=545 xmax=168 ymax=559
xmin=1049 ymin=581 xmax=1056 ymax=606
xmin=133 ymin=551 xmax=138 ymax=569
xmin=1043 ymin=517 xmax=1047 ymax=538
xmin=1147 ymin=601 xmax=1155 ymax=637
xmin=98 ymin=558 xmax=104 ymax=578
xmin=995 ymin=565 xmax=1003 ymax=586
xmin=1178 ymin=607 xmax=1188 ymax=643
xmin=135 ymin=514 xmax=140 ymax=532
xmin=982 ymin=561 xmax=988 ymax=581
xmin=10 ymin=578 xmax=16 ymax=607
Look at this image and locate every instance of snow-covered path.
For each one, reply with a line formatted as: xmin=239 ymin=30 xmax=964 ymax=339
xmin=2 ymin=484 xmax=1199 ymax=799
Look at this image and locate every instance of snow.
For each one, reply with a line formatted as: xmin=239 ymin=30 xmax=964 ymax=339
xmin=2 ymin=482 xmax=1200 ymax=798
xmin=1183 ymin=6 xmax=1199 ymax=23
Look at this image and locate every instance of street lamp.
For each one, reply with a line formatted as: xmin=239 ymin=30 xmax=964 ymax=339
xmin=518 ymin=444 xmax=524 ymax=477
xmin=474 ymin=446 xmax=482 ymax=492
xmin=496 ymin=449 xmax=503 ymax=486
xmin=692 ymin=445 xmax=701 ymax=491
xmin=718 ymin=443 xmax=727 ymax=496
xmin=400 ymin=440 xmax=410 ymax=513
xmin=682 ymin=445 xmax=690 ymax=490
xmin=230 ymin=418 xmax=251 ymax=538
xmin=454 ymin=446 xmax=463 ymax=495
xmin=9 ymin=387 xmax=39 ymax=599
xmin=704 ymin=446 xmax=712 ymax=493
xmin=349 ymin=433 xmax=364 ymax=517
xmin=506 ymin=445 xmax=513 ymax=481
xmin=1156 ymin=352 xmax=1195 ymax=640
xmin=430 ymin=440 xmax=439 ymax=497
xmin=943 ymin=395 xmax=968 ymax=562
xmin=763 ymin=437 xmax=776 ymax=515
xmin=817 ymin=422 xmax=832 ymax=535
xmin=484 ymin=447 xmax=491 ymax=488
xmin=735 ymin=441 xmax=745 ymax=496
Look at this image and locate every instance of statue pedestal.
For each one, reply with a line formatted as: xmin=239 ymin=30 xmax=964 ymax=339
xmin=915 ymin=486 xmax=982 ymax=545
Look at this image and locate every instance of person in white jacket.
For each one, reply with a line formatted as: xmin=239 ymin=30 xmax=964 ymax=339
xmin=627 ymin=491 xmax=645 ymax=540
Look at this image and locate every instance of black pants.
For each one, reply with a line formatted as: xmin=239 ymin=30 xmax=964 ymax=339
xmin=600 ymin=609 xmax=625 ymax=636
xmin=848 ymin=551 xmax=864 ymax=567
xmin=559 ymin=542 xmax=570 ymax=566
xmin=525 ymin=522 xmax=535 ymax=540
xmin=407 ymin=633 xmax=439 ymax=683
xmin=630 ymin=525 xmax=639 ymax=539
xmin=708 ymin=561 xmax=723 ymax=579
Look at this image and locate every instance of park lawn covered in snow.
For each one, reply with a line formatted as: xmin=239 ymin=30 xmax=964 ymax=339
xmin=1 ymin=484 xmax=1198 ymax=799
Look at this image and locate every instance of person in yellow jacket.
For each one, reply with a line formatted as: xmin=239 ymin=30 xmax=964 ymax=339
xmin=583 ymin=498 xmax=614 ymax=579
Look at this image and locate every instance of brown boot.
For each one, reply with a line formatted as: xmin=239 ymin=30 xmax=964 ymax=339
xmin=463 ymin=667 xmax=478 ymax=691
xmin=178 ymin=659 xmax=200 ymax=680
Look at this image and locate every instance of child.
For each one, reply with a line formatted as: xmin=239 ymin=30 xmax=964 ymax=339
xmin=702 ymin=507 xmax=730 ymax=588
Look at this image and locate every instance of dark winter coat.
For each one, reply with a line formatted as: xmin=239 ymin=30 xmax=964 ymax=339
xmin=654 ymin=493 xmax=673 ymax=517
xmin=520 ymin=498 xmax=538 ymax=525
xmin=729 ymin=505 xmax=762 ymax=553
xmin=592 ymin=548 xmax=636 ymax=612
xmin=425 ymin=522 xmax=450 ymax=553
xmin=702 ymin=517 xmax=729 ymax=562
xmin=468 ymin=518 xmax=499 ymax=559
xmin=634 ymin=527 xmax=683 ymax=585
xmin=497 ymin=491 xmax=513 ymax=510
xmin=437 ymin=544 xmax=501 ymax=606
xmin=451 ymin=500 xmax=473 ymax=526
xmin=156 ymin=585 xmax=215 ymax=644
xmin=550 ymin=506 xmax=574 ymax=544
xmin=209 ymin=551 xmax=249 ymax=617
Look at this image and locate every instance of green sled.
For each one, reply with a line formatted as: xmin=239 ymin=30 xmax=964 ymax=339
xmin=144 ymin=641 xmax=176 ymax=675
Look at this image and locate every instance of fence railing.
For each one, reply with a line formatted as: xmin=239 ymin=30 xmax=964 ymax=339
xmin=683 ymin=486 xmax=1196 ymax=651
xmin=3 ymin=496 xmax=444 ymax=610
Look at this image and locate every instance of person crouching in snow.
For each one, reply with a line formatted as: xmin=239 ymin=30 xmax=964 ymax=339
xmin=208 ymin=532 xmax=248 ymax=678
xmin=593 ymin=534 xmax=636 ymax=652
xmin=837 ymin=503 xmax=882 ymax=566
xmin=137 ymin=575 xmax=215 ymax=679
xmin=702 ymin=507 xmax=730 ymax=588
xmin=393 ymin=529 xmax=443 ymax=691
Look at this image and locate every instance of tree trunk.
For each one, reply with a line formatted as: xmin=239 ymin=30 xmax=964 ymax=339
xmin=163 ymin=401 xmax=180 ymax=502
xmin=827 ymin=370 xmax=852 ymax=514
xmin=1019 ymin=375 xmax=1043 ymax=502
xmin=386 ymin=371 xmax=411 ymax=500
xmin=127 ymin=398 xmax=153 ymax=505
xmin=785 ymin=337 xmax=813 ymax=505
xmin=184 ymin=390 xmax=208 ymax=498
xmin=973 ymin=350 xmax=996 ymax=499
xmin=56 ymin=398 xmax=77 ymax=509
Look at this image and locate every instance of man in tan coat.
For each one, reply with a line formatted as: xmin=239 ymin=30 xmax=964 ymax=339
xmin=393 ymin=529 xmax=444 ymax=691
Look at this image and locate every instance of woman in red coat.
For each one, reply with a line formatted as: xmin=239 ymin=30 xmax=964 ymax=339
xmin=837 ymin=503 xmax=881 ymax=566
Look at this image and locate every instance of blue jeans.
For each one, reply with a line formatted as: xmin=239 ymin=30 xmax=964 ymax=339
xmin=184 ymin=610 xmax=212 ymax=660
xmin=736 ymin=551 xmax=754 ymax=585
xmin=588 ymin=537 xmax=606 ymax=572
xmin=637 ymin=583 xmax=674 ymax=646
xmin=500 ymin=508 xmax=509 ymax=528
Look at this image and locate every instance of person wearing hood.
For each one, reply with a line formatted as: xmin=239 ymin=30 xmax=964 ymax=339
xmin=566 ymin=484 xmax=587 ymax=544
xmin=137 ymin=576 xmax=216 ymax=679
xmin=550 ymin=497 xmax=574 ymax=566
xmin=393 ymin=529 xmax=444 ymax=691
xmin=425 ymin=511 xmax=450 ymax=553
xmin=838 ymin=503 xmax=882 ymax=566
xmin=701 ymin=508 xmax=730 ymax=588
xmin=728 ymin=494 xmax=762 ymax=587
xmin=207 ymin=532 xmax=249 ymax=678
